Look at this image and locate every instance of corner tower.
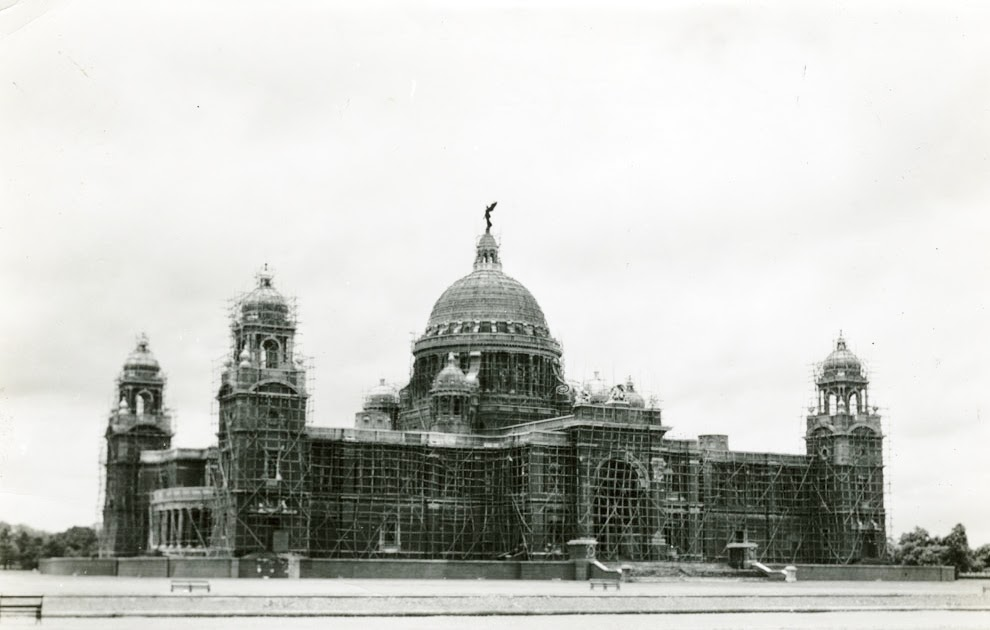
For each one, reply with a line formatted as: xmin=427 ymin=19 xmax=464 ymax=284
xmin=805 ymin=334 xmax=886 ymax=563
xmin=101 ymin=335 xmax=172 ymax=557
xmin=399 ymin=210 xmax=566 ymax=431
xmin=214 ymin=270 xmax=310 ymax=557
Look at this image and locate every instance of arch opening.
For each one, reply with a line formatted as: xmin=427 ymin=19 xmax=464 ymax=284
xmin=263 ymin=339 xmax=280 ymax=369
xmin=593 ymin=459 xmax=648 ymax=561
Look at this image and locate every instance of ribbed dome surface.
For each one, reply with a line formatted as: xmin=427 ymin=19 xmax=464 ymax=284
xmin=241 ymin=276 xmax=288 ymax=314
xmin=426 ymin=269 xmax=548 ymax=330
xmin=366 ymin=379 xmax=399 ymax=408
xmin=823 ymin=336 xmax=862 ymax=372
xmin=431 ymin=356 xmax=474 ymax=393
xmin=124 ymin=334 xmax=160 ymax=372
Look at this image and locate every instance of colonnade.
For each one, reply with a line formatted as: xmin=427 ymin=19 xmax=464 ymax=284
xmin=149 ymin=500 xmax=213 ymax=551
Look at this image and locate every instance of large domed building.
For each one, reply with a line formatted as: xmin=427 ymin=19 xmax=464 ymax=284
xmin=90 ymin=210 xmax=888 ymax=577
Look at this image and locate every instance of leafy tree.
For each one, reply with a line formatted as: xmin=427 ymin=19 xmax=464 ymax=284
xmin=0 ymin=523 xmax=98 ymax=569
xmin=973 ymin=544 xmax=990 ymax=573
xmin=15 ymin=530 xmax=44 ymax=570
xmin=0 ymin=528 xmax=16 ymax=569
xmin=894 ymin=527 xmax=945 ymax=566
xmin=894 ymin=524 xmax=977 ymax=576
xmin=51 ymin=527 xmax=98 ymax=558
xmin=942 ymin=523 xmax=974 ymax=575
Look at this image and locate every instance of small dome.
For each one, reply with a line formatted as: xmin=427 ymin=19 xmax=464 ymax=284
xmin=124 ymin=334 xmax=160 ymax=372
xmin=241 ymin=269 xmax=289 ymax=319
xmin=586 ymin=371 xmax=609 ymax=403
xmin=625 ymin=379 xmax=645 ymax=409
xmin=431 ymin=355 xmax=474 ymax=394
xmin=366 ymin=378 xmax=399 ymax=409
xmin=822 ymin=334 xmax=863 ymax=375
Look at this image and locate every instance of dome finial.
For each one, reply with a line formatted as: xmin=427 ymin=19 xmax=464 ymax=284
xmin=836 ymin=330 xmax=847 ymax=351
xmin=136 ymin=332 xmax=149 ymax=352
xmin=256 ymin=263 xmax=273 ymax=288
xmin=484 ymin=201 xmax=497 ymax=234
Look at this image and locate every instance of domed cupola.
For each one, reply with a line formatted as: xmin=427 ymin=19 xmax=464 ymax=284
xmin=227 ymin=268 xmax=299 ymax=374
xmin=586 ymin=371 xmax=609 ymax=404
xmin=115 ymin=333 xmax=168 ymax=418
xmin=357 ymin=378 xmax=401 ymax=429
xmin=366 ymin=378 xmax=400 ymax=410
xmin=813 ymin=332 xmax=870 ymax=417
xmin=624 ymin=378 xmax=645 ymax=409
xmin=431 ymin=355 xmax=475 ymax=394
xmin=428 ymin=354 xmax=478 ymax=432
xmin=240 ymin=267 xmax=290 ymax=324
xmin=822 ymin=335 xmax=863 ymax=377
xmin=123 ymin=333 xmax=161 ymax=376
xmin=400 ymin=206 xmax=568 ymax=432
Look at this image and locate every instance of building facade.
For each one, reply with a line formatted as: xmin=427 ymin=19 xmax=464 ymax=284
xmin=102 ymin=221 xmax=887 ymax=565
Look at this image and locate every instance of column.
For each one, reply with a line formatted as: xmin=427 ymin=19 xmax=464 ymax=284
xmin=148 ymin=509 xmax=157 ymax=550
xmin=177 ymin=508 xmax=184 ymax=548
xmin=576 ymin=442 xmax=594 ymax=538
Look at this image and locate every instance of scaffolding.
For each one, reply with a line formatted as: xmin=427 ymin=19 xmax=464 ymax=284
xmin=210 ymin=271 xmax=314 ymax=557
xmin=302 ymin=398 xmax=885 ymax=565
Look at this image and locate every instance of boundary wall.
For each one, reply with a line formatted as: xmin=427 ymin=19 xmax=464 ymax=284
xmin=39 ymin=557 xmax=954 ymax=581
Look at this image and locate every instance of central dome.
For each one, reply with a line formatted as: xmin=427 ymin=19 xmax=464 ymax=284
xmin=401 ymin=219 xmax=567 ymax=432
xmin=425 ymin=232 xmax=549 ymax=331
xmin=427 ymin=269 xmax=548 ymax=330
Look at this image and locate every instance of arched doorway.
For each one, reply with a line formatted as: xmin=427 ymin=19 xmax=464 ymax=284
xmin=593 ymin=459 xmax=647 ymax=560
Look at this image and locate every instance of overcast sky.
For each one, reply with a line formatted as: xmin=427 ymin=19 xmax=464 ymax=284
xmin=1 ymin=1 xmax=988 ymax=547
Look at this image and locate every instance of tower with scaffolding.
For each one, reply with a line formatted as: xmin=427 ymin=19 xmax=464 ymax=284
xmin=211 ymin=268 xmax=311 ymax=557
xmin=805 ymin=335 xmax=886 ymax=562
xmin=100 ymin=334 xmax=173 ymax=557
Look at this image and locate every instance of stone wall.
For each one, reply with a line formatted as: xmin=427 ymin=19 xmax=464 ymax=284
xmin=40 ymin=557 xmax=954 ymax=582
xmin=38 ymin=558 xmax=117 ymax=576
xmin=300 ymin=559 xmax=572 ymax=580
xmin=792 ymin=563 xmax=955 ymax=581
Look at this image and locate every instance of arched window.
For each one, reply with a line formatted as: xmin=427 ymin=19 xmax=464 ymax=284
xmin=136 ymin=390 xmax=152 ymax=415
xmin=263 ymin=339 xmax=280 ymax=369
xmin=828 ymin=393 xmax=837 ymax=416
xmin=849 ymin=392 xmax=859 ymax=416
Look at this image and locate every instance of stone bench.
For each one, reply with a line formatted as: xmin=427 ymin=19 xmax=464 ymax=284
xmin=0 ymin=595 xmax=43 ymax=620
xmin=171 ymin=579 xmax=211 ymax=593
xmin=589 ymin=577 xmax=621 ymax=591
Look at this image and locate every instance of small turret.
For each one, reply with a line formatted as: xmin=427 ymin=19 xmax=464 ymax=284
xmin=429 ymin=354 xmax=478 ymax=432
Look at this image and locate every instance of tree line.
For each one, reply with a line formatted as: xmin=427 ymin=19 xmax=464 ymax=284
xmin=1 ymin=520 xmax=987 ymax=574
xmin=0 ymin=522 xmax=98 ymax=570
xmin=891 ymin=523 xmax=990 ymax=575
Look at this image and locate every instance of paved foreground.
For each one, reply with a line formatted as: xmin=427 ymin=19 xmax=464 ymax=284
xmin=0 ymin=612 xmax=983 ymax=630
xmin=0 ymin=572 xmax=987 ymax=628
